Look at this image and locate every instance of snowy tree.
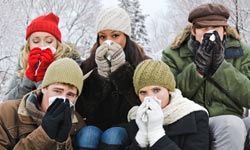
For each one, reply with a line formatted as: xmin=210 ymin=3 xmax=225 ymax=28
xmin=118 ymin=0 xmax=150 ymax=51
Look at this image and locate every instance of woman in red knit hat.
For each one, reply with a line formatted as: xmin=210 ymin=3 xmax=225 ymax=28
xmin=4 ymin=12 xmax=82 ymax=100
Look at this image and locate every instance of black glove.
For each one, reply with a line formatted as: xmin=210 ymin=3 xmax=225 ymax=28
xmin=194 ymin=33 xmax=214 ymax=76
xmin=55 ymin=99 xmax=72 ymax=142
xmin=210 ymin=31 xmax=225 ymax=75
xmin=41 ymin=98 xmax=72 ymax=142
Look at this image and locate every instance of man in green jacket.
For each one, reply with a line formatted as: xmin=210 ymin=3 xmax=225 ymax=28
xmin=0 ymin=58 xmax=85 ymax=149
xmin=162 ymin=3 xmax=250 ymax=150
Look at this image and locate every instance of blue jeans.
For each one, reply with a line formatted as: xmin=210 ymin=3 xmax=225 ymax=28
xmin=75 ymin=126 xmax=128 ymax=149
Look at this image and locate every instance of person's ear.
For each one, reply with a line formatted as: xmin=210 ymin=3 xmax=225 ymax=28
xmin=41 ymin=88 xmax=46 ymax=94
xmin=191 ymin=27 xmax=196 ymax=36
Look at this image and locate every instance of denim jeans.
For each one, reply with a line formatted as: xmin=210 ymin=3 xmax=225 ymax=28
xmin=75 ymin=126 xmax=128 ymax=149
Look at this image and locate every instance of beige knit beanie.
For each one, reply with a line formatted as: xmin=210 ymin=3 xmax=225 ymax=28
xmin=41 ymin=58 xmax=84 ymax=96
xmin=95 ymin=6 xmax=131 ymax=36
xmin=133 ymin=59 xmax=176 ymax=95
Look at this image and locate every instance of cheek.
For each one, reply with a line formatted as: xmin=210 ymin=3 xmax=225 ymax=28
xmin=29 ymin=42 xmax=39 ymax=50
xmin=50 ymin=41 xmax=58 ymax=49
xmin=195 ymin=32 xmax=204 ymax=43
xmin=156 ymin=92 xmax=170 ymax=108
xmin=139 ymin=95 xmax=145 ymax=103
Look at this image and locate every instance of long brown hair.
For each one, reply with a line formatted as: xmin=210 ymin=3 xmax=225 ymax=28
xmin=81 ymin=35 xmax=150 ymax=74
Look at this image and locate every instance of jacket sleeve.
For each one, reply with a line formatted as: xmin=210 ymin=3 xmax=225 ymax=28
xmin=4 ymin=75 xmax=36 ymax=100
xmin=178 ymin=111 xmax=209 ymax=150
xmin=162 ymin=48 xmax=206 ymax=99
xmin=4 ymin=55 xmax=36 ymax=101
xmin=210 ymin=56 xmax=250 ymax=108
xmin=13 ymin=126 xmax=73 ymax=150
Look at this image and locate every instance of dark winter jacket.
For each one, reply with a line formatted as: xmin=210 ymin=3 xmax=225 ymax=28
xmin=76 ymin=37 xmax=150 ymax=131
xmin=162 ymin=25 xmax=250 ymax=117
xmin=125 ymin=111 xmax=209 ymax=150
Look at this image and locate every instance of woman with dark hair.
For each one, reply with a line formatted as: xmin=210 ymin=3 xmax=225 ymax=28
xmin=75 ymin=6 xmax=150 ymax=149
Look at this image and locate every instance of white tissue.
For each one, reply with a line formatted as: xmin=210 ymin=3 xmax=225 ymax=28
xmin=40 ymin=46 xmax=57 ymax=54
xmin=48 ymin=96 xmax=75 ymax=108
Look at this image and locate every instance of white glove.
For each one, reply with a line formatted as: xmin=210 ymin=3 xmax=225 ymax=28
xmin=135 ymin=101 xmax=149 ymax=147
xmin=147 ymin=98 xmax=165 ymax=146
xmin=95 ymin=43 xmax=110 ymax=77
xmin=106 ymin=41 xmax=125 ymax=72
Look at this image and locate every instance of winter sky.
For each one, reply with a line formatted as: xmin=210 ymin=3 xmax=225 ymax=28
xmin=101 ymin=0 xmax=168 ymax=16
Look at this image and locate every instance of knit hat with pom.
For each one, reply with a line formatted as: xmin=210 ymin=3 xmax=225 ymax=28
xmin=133 ymin=59 xmax=176 ymax=94
xmin=26 ymin=12 xmax=62 ymax=42
xmin=41 ymin=58 xmax=84 ymax=96
xmin=95 ymin=6 xmax=131 ymax=36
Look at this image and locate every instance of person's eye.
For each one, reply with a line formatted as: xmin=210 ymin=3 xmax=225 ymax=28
xmin=53 ymin=89 xmax=61 ymax=94
xmin=139 ymin=91 xmax=146 ymax=96
xmin=112 ymin=34 xmax=120 ymax=38
xmin=67 ymin=93 xmax=76 ymax=99
xmin=32 ymin=38 xmax=40 ymax=44
xmin=99 ymin=35 xmax=106 ymax=40
xmin=46 ymin=38 xmax=54 ymax=44
xmin=152 ymin=88 xmax=161 ymax=94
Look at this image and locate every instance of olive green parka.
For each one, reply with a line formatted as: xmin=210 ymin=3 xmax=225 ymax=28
xmin=162 ymin=25 xmax=250 ymax=117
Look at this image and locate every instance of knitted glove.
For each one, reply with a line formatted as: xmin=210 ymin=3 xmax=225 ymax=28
xmin=147 ymin=99 xmax=165 ymax=146
xmin=36 ymin=48 xmax=54 ymax=82
xmin=135 ymin=101 xmax=149 ymax=147
xmin=41 ymin=98 xmax=71 ymax=142
xmin=194 ymin=33 xmax=214 ymax=76
xmin=210 ymin=31 xmax=225 ymax=76
xmin=106 ymin=41 xmax=125 ymax=72
xmin=25 ymin=48 xmax=42 ymax=81
xmin=95 ymin=43 xmax=110 ymax=77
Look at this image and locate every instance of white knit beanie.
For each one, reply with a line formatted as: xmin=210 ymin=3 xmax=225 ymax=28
xmin=41 ymin=58 xmax=84 ymax=96
xmin=95 ymin=6 xmax=131 ymax=36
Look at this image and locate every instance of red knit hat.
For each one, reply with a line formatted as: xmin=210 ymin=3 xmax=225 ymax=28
xmin=26 ymin=12 xmax=61 ymax=42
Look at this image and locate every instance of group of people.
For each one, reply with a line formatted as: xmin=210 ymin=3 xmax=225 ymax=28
xmin=0 ymin=2 xmax=249 ymax=150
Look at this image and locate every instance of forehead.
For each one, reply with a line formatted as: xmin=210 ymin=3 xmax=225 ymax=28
xmin=98 ymin=30 xmax=121 ymax=34
xmin=30 ymin=32 xmax=55 ymax=38
xmin=140 ymin=85 xmax=164 ymax=90
xmin=47 ymin=83 xmax=77 ymax=92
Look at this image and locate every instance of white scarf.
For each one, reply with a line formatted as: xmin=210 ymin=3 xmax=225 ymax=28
xmin=127 ymin=89 xmax=208 ymax=125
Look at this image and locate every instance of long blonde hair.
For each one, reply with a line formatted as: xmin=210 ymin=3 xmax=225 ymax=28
xmin=17 ymin=40 xmax=74 ymax=78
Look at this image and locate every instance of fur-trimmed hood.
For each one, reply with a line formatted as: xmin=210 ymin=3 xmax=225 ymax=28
xmin=59 ymin=42 xmax=82 ymax=63
xmin=171 ymin=24 xmax=241 ymax=49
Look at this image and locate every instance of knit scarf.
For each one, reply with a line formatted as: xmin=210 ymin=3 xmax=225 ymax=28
xmin=127 ymin=89 xmax=208 ymax=125
xmin=18 ymin=90 xmax=45 ymax=125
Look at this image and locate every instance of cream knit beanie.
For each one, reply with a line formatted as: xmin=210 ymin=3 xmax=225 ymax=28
xmin=95 ymin=6 xmax=131 ymax=36
xmin=133 ymin=59 xmax=176 ymax=95
xmin=41 ymin=58 xmax=84 ymax=96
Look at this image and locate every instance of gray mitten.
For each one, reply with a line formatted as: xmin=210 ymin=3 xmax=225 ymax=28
xmin=106 ymin=41 xmax=126 ymax=73
xmin=95 ymin=43 xmax=110 ymax=77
